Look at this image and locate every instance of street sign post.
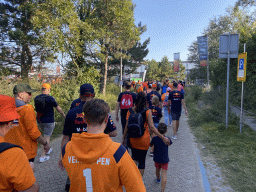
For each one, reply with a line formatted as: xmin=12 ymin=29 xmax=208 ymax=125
xmin=237 ymin=52 xmax=247 ymax=82
xmin=219 ymin=33 xmax=239 ymax=129
xmin=238 ymin=46 xmax=247 ymax=133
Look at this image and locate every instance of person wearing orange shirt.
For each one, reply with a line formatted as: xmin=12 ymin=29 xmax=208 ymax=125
xmin=137 ymin=85 xmax=144 ymax=93
xmin=122 ymin=92 xmax=170 ymax=177
xmin=0 ymin=95 xmax=39 ymax=192
xmin=4 ymin=84 xmax=50 ymax=169
xmin=62 ymin=99 xmax=146 ymax=192
xmin=142 ymin=81 xmax=148 ymax=90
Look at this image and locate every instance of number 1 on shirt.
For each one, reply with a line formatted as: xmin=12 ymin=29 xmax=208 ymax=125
xmin=83 ymin=168 xmax=93 ymax=192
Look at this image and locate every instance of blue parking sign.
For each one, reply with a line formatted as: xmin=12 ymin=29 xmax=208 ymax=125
xmin=239 ymin=59 xmax=244 ymax=70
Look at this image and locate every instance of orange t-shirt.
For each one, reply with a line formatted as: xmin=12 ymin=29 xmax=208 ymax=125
xmin=142 ymin=82 xmax=148 ymax=89
xmin=126 ymin=109 xmax=150 ymax=150
xmin=136 ymin=86 xmax=143 ymax=93
xmin=0 ymin=137 xmax=36 ymax=191
xmin=169 ymin=83 xmax=173 ymax=90
xmin=161 ymin=93 xmax=169 ymax=107
xmin=4 ymin=104 xmax=42 ymax=160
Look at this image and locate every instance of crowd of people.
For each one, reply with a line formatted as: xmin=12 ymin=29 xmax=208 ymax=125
xmin=0 ymin=79 xmax=187 ymax=192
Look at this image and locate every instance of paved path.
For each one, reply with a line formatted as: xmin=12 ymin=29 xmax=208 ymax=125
xmin=33 ymin=112 xmax=206 ymax=192
xmin=230 ymin=106 xmax=256 ymax=131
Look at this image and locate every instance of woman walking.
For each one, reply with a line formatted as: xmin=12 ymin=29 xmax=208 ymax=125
xmin=122 ymin=92 xmax=170 ymax=176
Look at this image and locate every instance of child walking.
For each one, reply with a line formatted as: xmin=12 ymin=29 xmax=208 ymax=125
xmin=150 ymin=123 xmax=172 ymax=192
xmin=149 ymin=96 xmax=162 ymax=156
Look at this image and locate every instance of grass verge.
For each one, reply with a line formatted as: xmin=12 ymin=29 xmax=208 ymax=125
xmin=186 ymin=85 xmax=256 ymax=192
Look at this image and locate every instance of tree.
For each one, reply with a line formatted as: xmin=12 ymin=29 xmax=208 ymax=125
xmin=0 ymin=0 xmax=54 ymax=81
xmin=158 ymin=56 xmax=173 ymax=81
xmin=33 ymin=0 xmax=89 ymax=72
xmin=90 ymin=0 xmax=139 ymax=95
xmin=145 ymin=59 xmax=160 ymax=81
xmin=108 ymin=22 xmax=150 ymax=77
xmin=34 ymin=0 xmax=139 ymax=96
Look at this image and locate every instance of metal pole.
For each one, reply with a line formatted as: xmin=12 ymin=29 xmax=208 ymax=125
xmin=120 ymin=48 xmax=122 ymax=92
xmin=226 ymin=33 xmax=231 ymax=129
xmin=240 ymin=43 xmax=246 ymax=133
xmin=207 ymin=36 xmax=209 ymax=90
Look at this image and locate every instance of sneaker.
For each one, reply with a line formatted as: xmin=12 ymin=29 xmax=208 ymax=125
xmin=46 ymin=148 xmax=53 ymax=155
xmin=156 ymin=178 xmax=161 ymax=184
xmin=29 ymin=162 xmax=34 ymax=169
xmin=150 ymin=152 xmax=153 ymax=157
xmin=39 ymin=156 xmax=50 ymax=163
xmin=172 ymin=135 xmax=177 ymax=140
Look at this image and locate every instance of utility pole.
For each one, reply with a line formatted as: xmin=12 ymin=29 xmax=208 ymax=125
xmin=120 ymin=48 xmax=122 ymax=92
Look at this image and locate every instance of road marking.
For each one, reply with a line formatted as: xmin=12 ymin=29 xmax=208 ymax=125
xmin=196 ymin=149 xmax=211 ymax=192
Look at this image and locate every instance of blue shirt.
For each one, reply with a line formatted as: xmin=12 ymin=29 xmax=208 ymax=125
xmin=150 ymin=136 xmax=172 ymax=163
xmin=168 ymin=90 xmax=184 ymax=112
xmin=149 ymin=105 xmax=162 ymax=124
xmin=34 ymin=94 xmax=58 ymax=123
xmin=146 ymin=91 xmax=162 ymax=107
xmin=70 ymin=98 xmax=82 ymax=109
xmin=63 ymin=101 xmax=116 ymax=138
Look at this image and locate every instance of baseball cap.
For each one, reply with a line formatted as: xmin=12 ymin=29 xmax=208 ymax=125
xmin=152 ymin=84 xmax=157 ymax=88
xmin=42 ymin=83 xmax=51 ymax=89
xmin=0 ymin=95 xmax=20 ymax=122
xmin=167 ymin=87 xmax=172 ymax=92
xmin=13 ymin=84 xmax=37 ymax=94
xmin=80 ymin=84 xmax=94 ymax=96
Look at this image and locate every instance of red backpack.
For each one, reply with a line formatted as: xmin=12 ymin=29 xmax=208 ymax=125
xmin=120 ymin=94 xmax=133 ymax=109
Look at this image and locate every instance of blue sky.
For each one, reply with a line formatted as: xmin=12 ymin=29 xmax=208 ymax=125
xmin=133 ymin=0 xmax=237 ymax=64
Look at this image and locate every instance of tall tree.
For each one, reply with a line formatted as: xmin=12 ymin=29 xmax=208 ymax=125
xmin=158 ymin=56 xmax=173 ymax=81
xmin=108 ymin=22 xmax=150 ymax=77
xmin=33 ymin=0 xmax=89 ymax=72
xmin=90 ymin=0 xmax=139 ymax=95
xmin=145 ymin=59 xmax=160 ymax=81
xmin=0 ymin=0 xmax=53 ymax=81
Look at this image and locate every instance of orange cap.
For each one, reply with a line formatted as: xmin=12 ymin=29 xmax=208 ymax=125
xmin=0 ymin=95 xmax=20 ymax=122
xmin=42 ymin=83 xmax=51 ymax=89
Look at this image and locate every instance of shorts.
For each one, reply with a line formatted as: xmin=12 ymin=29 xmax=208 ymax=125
xmin=171 ymin=111 xmax=181 ymax=121
xmin=155 ymin=162 xmax=168 ymax=170
xmin=130 ymin=148 xmax=148 ymax=169
xmin=38 ymin=122 xmax=55 ymax=137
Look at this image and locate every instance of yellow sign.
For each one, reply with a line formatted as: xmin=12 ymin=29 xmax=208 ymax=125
xmin=237 ymin=52 xmax=247 ymax=82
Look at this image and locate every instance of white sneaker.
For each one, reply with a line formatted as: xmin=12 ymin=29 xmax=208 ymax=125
xmin=46 ymin=148 xmax=53 ymax=155
xmin=171 ymin=135 xmax=177 ymax=140
xmin=39 ymin=156 xmax=50 ymax=163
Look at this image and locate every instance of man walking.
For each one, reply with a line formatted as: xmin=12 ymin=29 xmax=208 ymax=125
xmin=0 ymin=95 xmax=39 ymax=192
xmin=62 ymin=99 xmax=146 ymax=192
xmin=115 ymin=81 xmax=136 ymax=134
xmin=34 ymin=83 xmax=66 ymax=163
xmin=147 ymin=84 xmax=162 ymax=108
xmin=59 ymin=83 xmax=117 ymax=191
xmin=4 ymin=84 xmax=50 ymax=168
xmin=168 ymin=82 xmax=187 ymax=140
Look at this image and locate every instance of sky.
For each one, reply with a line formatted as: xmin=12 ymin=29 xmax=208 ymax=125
xmin=132 ymin=0 xmax=237 ymax=66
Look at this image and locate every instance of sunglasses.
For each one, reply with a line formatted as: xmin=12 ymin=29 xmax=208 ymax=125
xmin=26 ymin=92 xmax=32 ymax=96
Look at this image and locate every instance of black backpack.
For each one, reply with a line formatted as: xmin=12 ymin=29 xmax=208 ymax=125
xmin=127 ymin=108 xmax=148 ymax=138
xmin=34 ymin=95 xmax=49 ymax=113
xmin=0 ymin=142 xmax=22 ymax=153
